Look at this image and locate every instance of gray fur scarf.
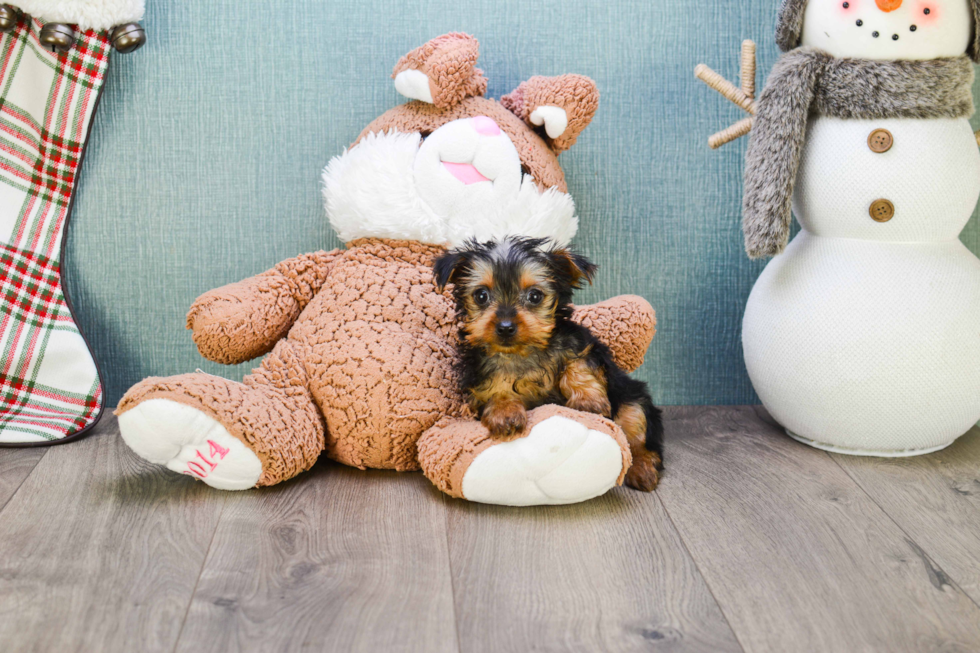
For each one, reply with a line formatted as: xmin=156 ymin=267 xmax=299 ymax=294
xmin=742 ymin=49 xmax=975 ymax=259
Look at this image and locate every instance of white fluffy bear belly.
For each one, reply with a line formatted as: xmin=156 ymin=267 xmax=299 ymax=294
xmin=793 ymin=117 xmax=980 ymax=243
xmin=742 ymin=231 xmax=980 ymax=454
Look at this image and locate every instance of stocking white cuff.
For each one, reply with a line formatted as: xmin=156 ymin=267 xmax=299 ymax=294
xmin=11 ymin=0 xmax=144 ymax=31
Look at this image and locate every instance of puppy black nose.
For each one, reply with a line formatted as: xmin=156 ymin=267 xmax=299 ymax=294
xmin=496 ymin=321 xmax=517 ymax=338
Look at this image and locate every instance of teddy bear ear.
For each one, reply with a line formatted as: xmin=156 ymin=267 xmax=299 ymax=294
xmin=391 ymin=33 xmax=488 ymax=109
xmin=500 ymin=74 xmax=599 ymax=153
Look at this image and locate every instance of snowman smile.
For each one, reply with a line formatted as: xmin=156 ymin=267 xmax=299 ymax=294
xmin=442 ymin=160 xmax=491 ymax=185
xmin=801 ymin=0 xmax=972 ymax=61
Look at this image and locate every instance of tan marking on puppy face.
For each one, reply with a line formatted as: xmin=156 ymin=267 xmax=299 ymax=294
xmin=459 ymin=259 xmax=496 ymax=315
xmin=508 ymin=309 xmax=553 ymax=353
xmin=459 ymin=254 xmax=557 ymax=355
xmin=459 ymin=258 xmax=498 ymax=348
xmin=516 ymin=259 xmax=555 ymax=309
xmin=519 ymin=263 xmax=550 ymax=291
xmin=559 ymin=356 xmax=611 ymax=417
xmin=501 ymin=258 xmax=556 ymax=353
xmin=464 ymin=309 xmax=498 ymax=349
xmin=469 ymin=259 xmax=495 ymax=292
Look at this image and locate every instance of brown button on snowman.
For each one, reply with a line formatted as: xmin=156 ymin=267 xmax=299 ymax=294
xmin=700 ymin=0 xmax=980 ymax=455
xmin=867 ymin=128 xmax=893 ymax=153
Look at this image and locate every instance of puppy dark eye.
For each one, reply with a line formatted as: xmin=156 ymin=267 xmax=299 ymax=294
xmin=526 ymin=289 xmax=544 ymax=305
xmin=473 ymin=288 xmax=490 ymax=306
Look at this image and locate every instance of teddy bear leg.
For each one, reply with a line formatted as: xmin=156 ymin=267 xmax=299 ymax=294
xmin=116 ymin=340 xmax=324 ymax=490
xmin=417 ymin=405 xmax=631 ymax=506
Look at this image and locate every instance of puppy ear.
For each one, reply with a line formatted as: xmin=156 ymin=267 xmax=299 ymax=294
xmin=500 ymin=74 xmax=599 ymax=153
xmin=392 ymin=33 xmax=488 ymax=109
xmin=433 ymin=250 xmax=470 ymax=292
xmin=548 ymin=248 xmax=598 ymax=288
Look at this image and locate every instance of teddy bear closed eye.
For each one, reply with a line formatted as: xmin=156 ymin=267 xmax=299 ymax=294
xmin=116 ymin=34 xmax=658 ymax=506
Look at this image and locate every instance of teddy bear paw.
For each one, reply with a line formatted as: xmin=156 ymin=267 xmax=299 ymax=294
xmin=461 ymin=414 xmax=625 ymax=506
xmin=118 ymin=399 xmax=262 ymax=490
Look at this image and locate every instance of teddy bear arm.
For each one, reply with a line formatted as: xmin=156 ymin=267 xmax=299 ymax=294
xmin=571 ymin=295 xmax=656 ymax=373
xmin=413 ymin=284 xmax=461 ymax=337
xmin=186 ymin=249 xmax=342 ymax=365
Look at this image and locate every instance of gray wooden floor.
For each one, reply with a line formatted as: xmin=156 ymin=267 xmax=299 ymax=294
xmin=2 ymin=407 xmax=980 ymax=653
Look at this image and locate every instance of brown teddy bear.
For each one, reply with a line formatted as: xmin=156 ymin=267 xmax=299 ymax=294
xmin=116 ymin=34 xmax=657 ymax=506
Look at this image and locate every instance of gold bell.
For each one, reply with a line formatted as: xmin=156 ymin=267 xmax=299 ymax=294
xmin=39 ymin=23 xmax=75 ymax=54
xmin=109 ymin=23 xmax=146 ymax=54
xmin=0 ymin=4 xmax=21 ymax=32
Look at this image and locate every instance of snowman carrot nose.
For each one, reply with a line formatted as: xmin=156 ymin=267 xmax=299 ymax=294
xmin=875 ymin=0 xmax=902 ymax=11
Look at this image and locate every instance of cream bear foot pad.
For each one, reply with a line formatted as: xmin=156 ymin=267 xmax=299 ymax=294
xmin=118 ymin=399 xmax=262 ymax=490
xmin=461 ymin=415 xmax=625 ymax=506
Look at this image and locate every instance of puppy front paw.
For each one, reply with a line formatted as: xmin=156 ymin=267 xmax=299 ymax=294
xmin=624 ymin=449 xmax=662 ymax=492
xmin=482 ymin=403 xmax=528 ymax=437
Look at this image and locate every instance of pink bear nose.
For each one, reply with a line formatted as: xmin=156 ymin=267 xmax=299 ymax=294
xmin=472 ymin=116 xmax=501 ymax=136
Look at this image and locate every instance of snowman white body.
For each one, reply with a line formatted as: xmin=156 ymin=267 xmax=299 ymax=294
xmin=742 ymin=0 xmax=980 ymax=454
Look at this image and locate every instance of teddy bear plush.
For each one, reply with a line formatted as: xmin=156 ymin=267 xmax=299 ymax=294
xmin=116 ymin=34 xmax=657 ymax=506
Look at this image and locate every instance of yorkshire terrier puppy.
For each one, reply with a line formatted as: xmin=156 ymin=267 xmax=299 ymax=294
xmin=434 ymin=236 xmax=664 ymax=491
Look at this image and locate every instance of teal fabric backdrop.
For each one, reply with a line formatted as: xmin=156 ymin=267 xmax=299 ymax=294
xmin=65 ymin=0 xmax=980 ymax=406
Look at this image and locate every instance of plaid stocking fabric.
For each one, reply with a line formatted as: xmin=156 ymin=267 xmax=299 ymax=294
xmin=0 ymin=19 xmax=109 ymax=444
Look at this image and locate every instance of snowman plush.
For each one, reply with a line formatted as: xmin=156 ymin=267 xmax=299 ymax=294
xmin=703 ymin=0 xmax=980 ymax=455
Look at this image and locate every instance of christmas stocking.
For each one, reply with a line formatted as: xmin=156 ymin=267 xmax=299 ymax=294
xmin=0 ymin=3 xmax=145 ymax=445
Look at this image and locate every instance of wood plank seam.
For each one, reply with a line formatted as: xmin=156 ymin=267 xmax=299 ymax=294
xmin=826 ymin=452 xmax=980 ymax=613
xmin=0 ymin=450 xmax=48 ymax=515
xmin=657 ymin=406 xmax=980 ymax=651
xmin=440 ymin=494 xmax=464 ymax=653
xmin=654 ymin=492 xmax=748 ymax=653
xmin=170 ymin=497 xmax=230 ymax=653
xmin=761 ymin=406 xmax=980 ymax=615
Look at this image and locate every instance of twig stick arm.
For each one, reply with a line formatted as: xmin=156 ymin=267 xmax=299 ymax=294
xmin=740 ymin=40 xmax=756 ymax=99
xmin=709 ymin=117 xmax=754 ymax=150
xmin=696 ymin=40 xmax=758 ymax=149
xmin=694 ymin=65 xmax=757 ymax=116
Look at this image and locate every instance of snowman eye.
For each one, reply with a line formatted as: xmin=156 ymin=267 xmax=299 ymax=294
xmin=843 ymin=1 xmax=850 ymax=7
xmin=923 ymin=7 xmax=930 ymax=14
